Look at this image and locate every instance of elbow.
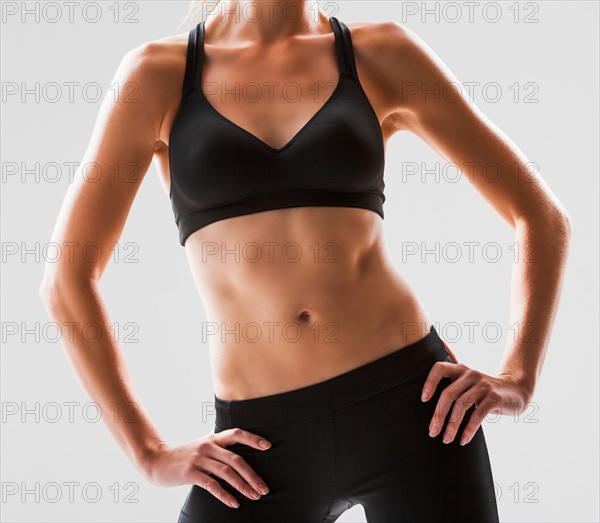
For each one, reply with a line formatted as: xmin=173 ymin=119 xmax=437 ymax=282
xmin=560 ymin=209 xmax=573 ymax=238
xmin=39 ymin=274 xmax=64 ymax=314
xmin=39 ymin=275 xmax=55 ymax=306
xmin=552 ymin=209 xmax=574 ymax=255
xmin=518 ymin=205 xmax=573 ymax=238
xmin=39 ymin=270 xmax=94 ymax=315
xmin=551 ymin=207 xmax=573 ymax=243
xmin=39 ymin=266 xmax=65 ymax=305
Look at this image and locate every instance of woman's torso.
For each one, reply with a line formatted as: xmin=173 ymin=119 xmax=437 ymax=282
xmin=154 ymin=16 xmax=433 ymax=400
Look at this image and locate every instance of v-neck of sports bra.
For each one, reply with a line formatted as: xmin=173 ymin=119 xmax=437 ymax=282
xmin=196 ymin=16 xmax=344 ymax=154
xmin=168 ymin=16 xmax=386 ymax=247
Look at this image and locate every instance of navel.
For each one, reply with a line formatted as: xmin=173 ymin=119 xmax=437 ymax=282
xmin=297 ymin=310 xmax=311 ymax=321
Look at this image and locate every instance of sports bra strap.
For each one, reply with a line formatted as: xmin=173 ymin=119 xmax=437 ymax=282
xmin=186 ymin=17 xmax=359 ymax=93
xmin=329 ymin=16 xmax=360 ymax=80
xmin=169 ymin=17 xmax=384 ymax=247
xmin=179 ymin=23 xmax=200 ymax=96
xmin=190 ymin=21 xmax=204 ymax=92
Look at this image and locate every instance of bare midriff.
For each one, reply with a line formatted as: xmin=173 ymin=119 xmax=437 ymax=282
xmin=182 ymin=205 xmax=433 ymax=401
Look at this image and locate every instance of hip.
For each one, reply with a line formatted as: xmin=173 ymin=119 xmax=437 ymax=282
xmin=178 ymin=326 xmax=498 ymax=522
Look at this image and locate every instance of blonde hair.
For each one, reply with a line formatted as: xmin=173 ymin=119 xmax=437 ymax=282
xmin=178 ymin=0 xmax=221 ymax=28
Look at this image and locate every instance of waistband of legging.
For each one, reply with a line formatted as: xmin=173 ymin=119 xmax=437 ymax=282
xmin=214 ymin=324 xmax=452 ymax=429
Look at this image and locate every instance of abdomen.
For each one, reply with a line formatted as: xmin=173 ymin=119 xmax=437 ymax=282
xmin=184 ymin=205 xmax=433 ymax=400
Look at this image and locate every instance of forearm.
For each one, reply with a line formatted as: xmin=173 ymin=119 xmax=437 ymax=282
xmin=496 ymin=210 xmax=572 ymax=401
xmin=40 ymin=275 xmax=166 ymax=476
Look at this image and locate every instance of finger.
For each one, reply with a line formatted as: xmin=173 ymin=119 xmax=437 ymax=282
xmin=214 ymin=427 xmax=272 ymax=451
xmin=203 ymin=458 xmax=264 ymax=500
xmin=211 ymin=445 xmax=270 ymax=495
xmin=459 ymin=396 xmax=501 ymax=446
xmin=441 ymin=391 xmax=481 ymax=444
xmin=442 ymin=339 xmax=459 ymax=364
xmin=428 ymin=372 xmax=475 ymax=437
xmin=421 ymin=361 xmax=462 ymax=402
xmin=190 ymin=470 xmax=240 ymax=509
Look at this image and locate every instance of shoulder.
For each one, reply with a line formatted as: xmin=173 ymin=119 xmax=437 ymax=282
xmin=345 ymin=19 xmax=436 ymax=64
xmin=345 ymin=19 xmax=442 ymax=82
xmin=116 ymin=31 xmax=190 ymax=90
xmin=111 ymin=30 xmax=194 ymax=145
xmin=343 ymin=20 xmax=415 ymax=64
xmin=345 ymin=20 xmax=462 ymax=119
xmin=344 ymin=19 xmax=412 ymax=51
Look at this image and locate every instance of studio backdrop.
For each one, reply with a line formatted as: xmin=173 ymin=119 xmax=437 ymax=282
xmin=2 ymin=1 xmax=598 ymax=522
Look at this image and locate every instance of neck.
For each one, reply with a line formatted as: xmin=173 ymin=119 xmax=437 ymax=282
xmin=207 ymin=0 xmax=328 ymax=43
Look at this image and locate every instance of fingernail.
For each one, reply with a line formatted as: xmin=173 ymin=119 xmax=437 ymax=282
xmin=231 ymin=500 xmax=240 ymax=508
xmin=429 ymin=425 xmax=439 ymax=437
xmin=259 ymin=439 xmax=270 ymax=449
xmin=250 ymin=490 xmax=260 ymax=500
xmin=443 ymin=435 xmax=451 ymax=444
xmin=258 ymin=483 xmax=269 ymax=495
xmin=421 ymin=390 xmax=429 ymax=402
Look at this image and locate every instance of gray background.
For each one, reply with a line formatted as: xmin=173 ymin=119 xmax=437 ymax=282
xmin=2 ymin=1 xmax=598 ymax=522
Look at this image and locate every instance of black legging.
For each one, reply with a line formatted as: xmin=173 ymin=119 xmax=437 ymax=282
xmin=177 ymin=325 xmax=500 ymax=522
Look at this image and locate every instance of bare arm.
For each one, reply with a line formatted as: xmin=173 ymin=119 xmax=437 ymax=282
xmin=355 ymin=21 xmax=572 ymax=443
xmin=38 ymin=41 xmax=271 ymax=506
xmin=39 ymin=42 xmax=168 ymax=473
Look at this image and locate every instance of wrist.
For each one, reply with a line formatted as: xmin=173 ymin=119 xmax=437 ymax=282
xmin=135 ymin=439 xmax=170 ymax=478
xmin=497 ymin=371 xmax=536 ymax=404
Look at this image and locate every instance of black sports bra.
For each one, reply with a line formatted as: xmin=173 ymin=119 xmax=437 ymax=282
xmin=169 ymin=16 xmax=386 ymax=246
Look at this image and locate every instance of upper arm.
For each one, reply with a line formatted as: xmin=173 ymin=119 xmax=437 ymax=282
xmin=370 ymin=21 xmax=571 ymax=229
xmin=43 ymin=42 xmax=168 ymax=284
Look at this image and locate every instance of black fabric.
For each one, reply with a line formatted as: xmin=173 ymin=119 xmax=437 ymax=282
xmin=169 ymin=17 xmax=386 ymax=246
xmin=177 ymin=325 xmax=500 ymax=522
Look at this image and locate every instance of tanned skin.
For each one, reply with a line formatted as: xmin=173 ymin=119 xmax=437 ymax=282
xmin=40 ymin=3 xmax=571 ymax=509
